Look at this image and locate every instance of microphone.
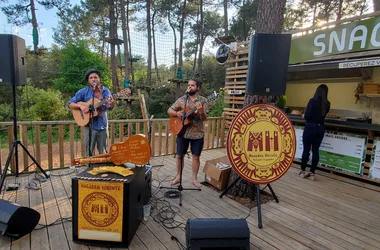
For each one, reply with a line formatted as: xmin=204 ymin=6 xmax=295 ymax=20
xmin=185 ymin=87 xmax=191 ymax=94
xmin=92 ymin=81 xmax=97 ymax=89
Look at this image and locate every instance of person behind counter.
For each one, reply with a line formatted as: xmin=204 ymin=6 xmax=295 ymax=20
xmin=300 ymin=84 xmax=330 ymax=180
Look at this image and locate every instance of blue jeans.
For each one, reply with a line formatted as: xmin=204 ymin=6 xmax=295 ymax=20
xmin=301 ymin=123 xmax=325 ymax=173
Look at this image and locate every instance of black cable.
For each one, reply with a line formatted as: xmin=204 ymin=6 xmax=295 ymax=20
xmin=34 ymin=217 xmax=72 ymax=230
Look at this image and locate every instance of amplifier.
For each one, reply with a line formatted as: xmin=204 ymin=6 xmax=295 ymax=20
xmin=186 ymin=218 xmax=250 ymax=250
xmin=72 ymin=165 xmax=145 ymax=247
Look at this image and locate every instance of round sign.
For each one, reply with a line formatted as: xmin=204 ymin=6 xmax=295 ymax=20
xmin=215 ymin=44 xmax=230 ymax=65
xmin=82 ymin=192 xmax=119 ymax=227
xmin=226 ymin=104 xmax=296 ymax=184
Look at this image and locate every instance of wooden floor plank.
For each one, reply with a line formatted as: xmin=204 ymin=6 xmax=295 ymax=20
xmin=1 ymin=148 xmax=380 ymax=250
xmin=0 ymin=176 xmax=12 ymax=250
xmin=10 ymin=174 xmax=31 ymax=250
xmin=40 ymin=176 xmax=70 ymax=250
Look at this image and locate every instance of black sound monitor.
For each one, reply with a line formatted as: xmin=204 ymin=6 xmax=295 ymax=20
xmin=0 ymin=34 xmax=27 ymax=86
xmin=186 ymin=218 xmax=250 ymax=250
xmin=0 ymin=199 xmax=40 ymax=239
xmin=246 ymin=33 xmax=292 ymax=96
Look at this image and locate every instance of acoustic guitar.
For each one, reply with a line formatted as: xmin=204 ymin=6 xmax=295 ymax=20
xmin=169 ymin=91 xmax=218 ymax=135
xmin=73 ymin=134 xmax=151 ymax=166
xmin=72 ymin=88 xmax=130 ymax=127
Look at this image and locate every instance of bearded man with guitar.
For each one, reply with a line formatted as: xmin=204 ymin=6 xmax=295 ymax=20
xmin=167 ymin=79 xmax=209 ymax=188
xmin=68 ymin=69 xmax=117 ymax=157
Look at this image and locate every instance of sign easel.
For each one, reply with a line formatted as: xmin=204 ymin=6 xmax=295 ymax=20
xmin=222 ymin=103 xmax=296 ymax=228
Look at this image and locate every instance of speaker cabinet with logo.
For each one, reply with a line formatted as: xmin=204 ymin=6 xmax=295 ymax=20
xmin=0 ymin=199 xmax=40 ymax=239
xmin=186 ymin=218 xmax=250 ymax=250
xmin=246 ymin=33 xmax=292 ymax=96
xmin=0 ymin=34 xmax=27 ymax=86
xmin=72 ymin=165 xmax=145 ymax=247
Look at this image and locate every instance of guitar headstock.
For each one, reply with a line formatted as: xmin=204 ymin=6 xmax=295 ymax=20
xmin=207 ymin=91 xmax=218 ymax=102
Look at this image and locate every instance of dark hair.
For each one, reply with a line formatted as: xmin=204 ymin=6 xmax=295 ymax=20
xmin=85 ymin=69 xmax=102 ymax=81
xmin=189 ymin=78 xmax=202 ymax=88
xmin=313 ymin=84 xmax=330 ymax=116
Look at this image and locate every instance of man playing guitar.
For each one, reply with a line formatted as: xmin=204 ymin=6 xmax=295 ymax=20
xmin=167 ymin=79 xmax=209 ymax=188
xmin=68 ymin=69 xmax=117 ymax=157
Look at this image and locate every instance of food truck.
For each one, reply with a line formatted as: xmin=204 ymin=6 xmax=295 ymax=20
xmin=223 ymin=13 xmax=380 ymax=184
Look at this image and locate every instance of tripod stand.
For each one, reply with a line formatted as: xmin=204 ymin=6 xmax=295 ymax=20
xmin=160 ymin=93 xmax=201 ymax=206
xmin=219 ymin=176 xmax=279 ymax=228
xmin=0 ymin=81 xmax=49 ymax=194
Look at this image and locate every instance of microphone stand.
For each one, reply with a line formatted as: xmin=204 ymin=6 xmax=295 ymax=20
xmin=160 ymin=92 xmax=201 ymax=206
xmin=87 ymin=84 xmax=96 ymax=167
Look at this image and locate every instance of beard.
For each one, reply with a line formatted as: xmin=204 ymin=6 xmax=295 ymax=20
xmin=188 ymin=89 xmax=198 ymax=96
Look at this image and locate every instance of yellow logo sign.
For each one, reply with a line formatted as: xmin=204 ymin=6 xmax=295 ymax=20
xmin=78 ymin=181 xmax=124 ymax=242
xmin=226 ymin=104 xmax=296 ymax=184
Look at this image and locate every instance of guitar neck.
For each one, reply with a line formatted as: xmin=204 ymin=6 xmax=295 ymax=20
xmin=94 ymin=93 xmax=118 ymax=109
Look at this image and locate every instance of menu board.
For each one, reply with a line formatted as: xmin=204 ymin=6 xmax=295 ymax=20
xmin=369 ymin=138 xmax=380 ymax=179
xmin=294 ymin=126 xmax=367 ymax=175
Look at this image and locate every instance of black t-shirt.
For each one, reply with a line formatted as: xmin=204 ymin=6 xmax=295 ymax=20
xmin=304 ymin=98 xmax=331 ymax=125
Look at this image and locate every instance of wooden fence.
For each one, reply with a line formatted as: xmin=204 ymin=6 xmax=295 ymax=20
xmin=0 ymin=117 xmax=226 ymax=173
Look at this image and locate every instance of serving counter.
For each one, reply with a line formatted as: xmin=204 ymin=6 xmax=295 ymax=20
xmin=289 ymin=115 xmax=380 ymax=185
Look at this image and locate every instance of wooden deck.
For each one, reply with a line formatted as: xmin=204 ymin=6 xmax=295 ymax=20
xmin=1 ymin=148 xmax=380 ymax=250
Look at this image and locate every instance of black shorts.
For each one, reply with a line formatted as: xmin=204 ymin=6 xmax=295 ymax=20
xmin=176 ymin=136 xmax=204 ymax=156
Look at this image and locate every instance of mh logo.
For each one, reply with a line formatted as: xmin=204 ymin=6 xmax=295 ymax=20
xmin=248 ymin=131 xmax=279 ymax=152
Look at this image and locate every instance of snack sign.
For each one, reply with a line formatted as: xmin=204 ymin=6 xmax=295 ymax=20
xmin=226 ymin=104 xmax=296 ymax=184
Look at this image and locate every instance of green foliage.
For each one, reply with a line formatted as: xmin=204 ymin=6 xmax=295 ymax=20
xmin=0 ymin=103 xmax=12 ymax=122
xmin=52 ymin=41 xmax=110 ymax=97
xmin=230 ymin=0 xmax=259 ymax=41
xmin=207 ymin=91 xmax=227 ymax=117
xmin=26 ymin=45 xmax=61 ymax=90
xmin=18 ymin=86 xmax=70 ymax=121
xmin=147 ymin=87 xmax=177 ymax=118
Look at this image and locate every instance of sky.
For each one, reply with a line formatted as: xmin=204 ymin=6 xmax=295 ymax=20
xmin=0 ymin=0 xmax=81 ymax=48
xmin=0 ymin=1 xmax=374 ymax=66
xmin=0 ymin=0 xmax=223 ymax=66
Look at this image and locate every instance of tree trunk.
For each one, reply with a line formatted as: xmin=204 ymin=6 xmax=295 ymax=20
xmin=109 ymin=0 xmax=119 ymax=93
xmin=146 ymin=0 xmax=152 ymax=95
xmin=374 ymin=0 xmax=380 ymax=11
xmin=126 ymin=1 xmax=134 ymax=83
xmin=120 ymin=0 xmax=131 ymax=82
xmin=30 ymin=0 xmax=38 ymax=52
xmin=178 ymin=0 xmax=187 ymax=68
xmin=226 ymin=0 xmax=287 ymax=198
xmin=168 ymin=12 xmax=177 ymax=74
xmin=193 ymin=7 xmax=200 ymax=72
xmin=197 ymin=0 xmax=204 ymax=80
xmin=152 ymin=10 xmax=161 ymax=83
xmin=336 ymin=0 xmax=343 ymax=21
xmin=223 ymin=0 xmax=228 ymax=36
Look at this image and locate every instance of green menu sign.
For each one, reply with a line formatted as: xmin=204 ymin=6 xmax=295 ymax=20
xmin=294 ymin=127 xmax=367 ymax=175
xmin=290 ymin=17 xmax=380 ymax=64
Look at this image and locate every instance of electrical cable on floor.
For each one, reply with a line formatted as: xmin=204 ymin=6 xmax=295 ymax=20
xmin=34 ymin=217 xmax=72 ymax=230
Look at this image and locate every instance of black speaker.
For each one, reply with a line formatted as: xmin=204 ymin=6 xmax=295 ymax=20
xmin=0 ymin=34 xmax=27 ymax=86
xmin=246 ymin=33 xmax=291 ymax=96
xmin=0 ymin=199 xmax=40 ymax=239
xmin=186 ymin=218 xmax=250 ymax=250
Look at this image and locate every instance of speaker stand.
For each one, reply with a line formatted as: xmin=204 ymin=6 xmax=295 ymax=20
xmin=219 ymin=176 xmax=279 ymax=228
xmin=0 ymin=81 xmax=49 ymax=194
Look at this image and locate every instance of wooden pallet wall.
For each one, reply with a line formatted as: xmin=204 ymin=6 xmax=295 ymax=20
xmin=223 ymin=41 xmax=249 ymax=127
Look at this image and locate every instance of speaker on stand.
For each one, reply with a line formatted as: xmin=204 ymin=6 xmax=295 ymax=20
xmin=246 ymin=33 xmax=292 ymax=96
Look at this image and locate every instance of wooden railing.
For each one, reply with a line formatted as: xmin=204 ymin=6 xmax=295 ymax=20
xmin=0 ymin=117 xmax=226 ymax=173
